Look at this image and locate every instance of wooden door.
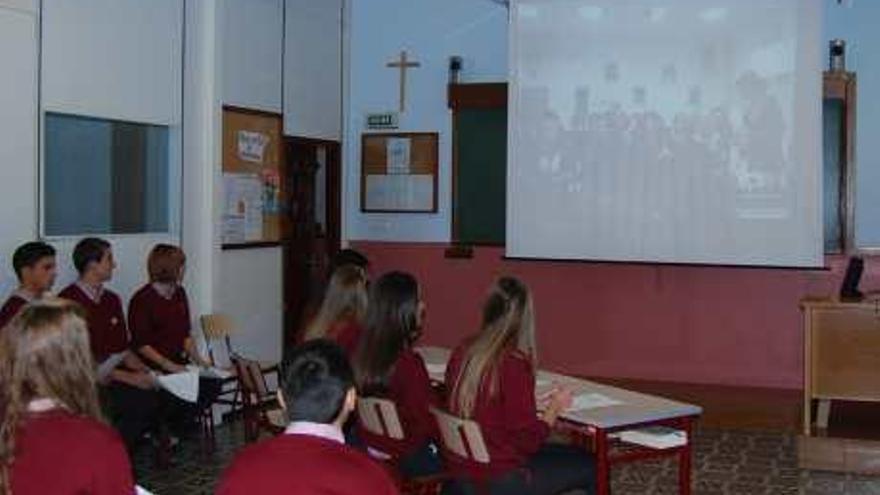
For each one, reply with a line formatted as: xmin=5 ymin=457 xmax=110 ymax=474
xmin=282 ymin=137 xmax=341 ymax=349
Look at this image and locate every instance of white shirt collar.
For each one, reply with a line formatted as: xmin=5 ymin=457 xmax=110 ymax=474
xmin=151 ymin=282 xmax=178 ymax=300
xmin=13 ymin=289 xmax=43 ymax=303
xmin=27 ymin=398 xmax=63 ymax=413
xmin=76 ymin=280 xmax=104 ymax=303
xmin=284 ymin=421 xmax=345 ymax=444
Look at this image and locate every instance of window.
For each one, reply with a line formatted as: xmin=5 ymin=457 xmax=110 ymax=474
xmin=43 ymin=112 xmax=177 ymax=236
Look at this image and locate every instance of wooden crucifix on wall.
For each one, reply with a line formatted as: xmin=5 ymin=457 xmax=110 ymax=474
xmin=387 ymin=50 xmax=421 ymax=113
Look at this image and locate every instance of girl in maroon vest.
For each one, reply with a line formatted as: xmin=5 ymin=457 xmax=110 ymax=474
xmin=444 ymin=276 xmax=596 ymax=495
xmin=352 ymin=271 xmax=442 ymax=478
xmin=0 ymin=298 xmax=134 ymax=494
xmin=302 ymin=264 xmax=368 ymax=356
xmin=128 ymin=244 xmax=220 ymax=439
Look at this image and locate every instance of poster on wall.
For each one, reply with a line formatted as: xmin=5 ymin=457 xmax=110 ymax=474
xmin=361 ymin=132 xmax=438 ymax=213
xmin=221 ymin=106 xmax=285 ymax=248
xmin=223 ymin=173 xmax=264 ymax=242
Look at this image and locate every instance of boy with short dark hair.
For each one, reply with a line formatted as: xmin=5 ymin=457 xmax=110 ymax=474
xmin=217 ymin=339 xmax=399 ymax=494
xmin=0 ymin=241 xmax=57 ymax=329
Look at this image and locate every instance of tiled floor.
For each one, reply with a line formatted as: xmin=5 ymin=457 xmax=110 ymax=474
xmin=134 ymin=424 xmax=880 ymax=494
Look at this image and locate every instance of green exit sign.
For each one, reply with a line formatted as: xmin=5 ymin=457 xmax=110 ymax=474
xmin=366 ymin=112 xmax=399 ymax=129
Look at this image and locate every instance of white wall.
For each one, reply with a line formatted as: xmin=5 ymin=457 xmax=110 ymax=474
xmin=41 ymin=0 xmax=183 ymax=125
xmin=0 ymin=2 xmax=38 ymax=297
xmin=218 ymin=0 xmax=284 ymax=364
xmin=222 ymin=0 xmax=283 ymax=113
xmin=284 ymin=0 xmax=343 ymax=140
xmin=343 ymin=0 xmax=507 ymax=242
xmin=30 ymin=0 xmax=185 ymax=308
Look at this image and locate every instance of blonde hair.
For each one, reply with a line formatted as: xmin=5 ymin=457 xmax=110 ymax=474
xmin=449 ymin=276 xmax=537 ymax=418
xmin=305 ymin=265 xmax=368 ymax=342
xmin=0 ymin=298 xmax=103 ymax=493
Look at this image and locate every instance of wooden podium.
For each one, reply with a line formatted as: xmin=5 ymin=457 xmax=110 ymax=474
xmin=800 ymin=297 xmax=880 ymax=473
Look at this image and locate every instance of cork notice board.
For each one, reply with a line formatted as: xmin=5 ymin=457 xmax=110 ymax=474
xmin=361 ymin=132 xmax=438 ymax=213
xmin=221 ymin=106 xmax=285 ymax=248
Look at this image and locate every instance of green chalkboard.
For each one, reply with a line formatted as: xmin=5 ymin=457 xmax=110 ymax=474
xmin=454 ymin=107 xmax=507 ymax=245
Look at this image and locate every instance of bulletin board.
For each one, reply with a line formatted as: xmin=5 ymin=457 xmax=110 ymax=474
xmin=360 ymin=132 xmax=438 ymax=213
xmin=221 ymin=106 xmax=285 ymax=249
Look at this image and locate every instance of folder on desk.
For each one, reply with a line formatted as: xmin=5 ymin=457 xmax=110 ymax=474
xmin=619 ymin=426 xmax=687 ymax=449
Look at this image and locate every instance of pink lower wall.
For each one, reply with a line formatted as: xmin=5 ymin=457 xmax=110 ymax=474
xmin=353 ymin=242 xmax=880 ymax=390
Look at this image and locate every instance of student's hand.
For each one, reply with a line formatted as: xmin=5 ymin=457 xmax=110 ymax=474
xmin=164 ymin=361 xmax=188 ymax=374
xmin=540 ymin=386 xmax=573 ymax=427
xmin=130 ymin=372 xmax=157 ymax=390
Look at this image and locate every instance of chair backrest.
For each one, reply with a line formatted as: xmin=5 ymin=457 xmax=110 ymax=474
xmin=232 ymin=355 xmax=271 ymax=401
xmin=201 ymin=313 xmax=235 ymax=339
xmin=201 ymin=314 xmax=236 ymax=365
xmin=357 ymin=397 xmax=405 ymax=440
xmin=430 ymin=407 xmax=490 ymax=464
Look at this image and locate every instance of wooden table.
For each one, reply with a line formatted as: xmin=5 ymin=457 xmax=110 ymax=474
xmin=801 ymin=297 xmax=880 ymax=435
xmin=417 ymin=346 xmax=702 ymax=495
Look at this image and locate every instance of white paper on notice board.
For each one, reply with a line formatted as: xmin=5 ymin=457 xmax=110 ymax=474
xmin=223 ymin=173 xmax=264 ymax=242
xmin=365 ymin=174 xmax=433 ymax=211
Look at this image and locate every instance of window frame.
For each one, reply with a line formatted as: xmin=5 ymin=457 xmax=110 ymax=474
xmin=38 ymin=110 xmax=183 ymax=240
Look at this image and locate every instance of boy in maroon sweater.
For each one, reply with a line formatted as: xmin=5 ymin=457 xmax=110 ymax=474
xmin=58 ymin=237 xmax=158 ymax=451
xmin=0 ymin=242 xmax=56 ymax=330
xmin=218 ymin=339 xmax=399 ymax=495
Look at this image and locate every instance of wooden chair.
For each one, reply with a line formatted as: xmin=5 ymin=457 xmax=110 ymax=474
xmin=200 ymin=314 xmax=242 ymax=416
xmin=430 ymin=407 xmax=496 ymax=495
xmin=232 ymin=354 xmax=285 ymax=442
xmin=357 ymin=397 xmax=446 ymax=495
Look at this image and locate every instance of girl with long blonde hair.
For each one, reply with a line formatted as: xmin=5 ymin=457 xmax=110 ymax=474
xmin=0 ymin=299 xmax=133 ymax=494
xmin=303 ymin=264 xmax=368 ymax=355
xmin=444 ymin=276 xmax=595 ymax=495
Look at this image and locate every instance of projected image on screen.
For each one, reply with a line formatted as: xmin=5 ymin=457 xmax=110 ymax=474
xmin=507 ymin=0 xmax=822 ymax=267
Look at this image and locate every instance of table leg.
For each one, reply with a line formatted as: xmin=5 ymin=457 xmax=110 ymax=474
xmin=595 ymin=428 xmax=610 ymax=495
xmin=816 ymin=399 xmax=831 ymax=434
xmin=678 ymin=418 xmax=693 ymax=495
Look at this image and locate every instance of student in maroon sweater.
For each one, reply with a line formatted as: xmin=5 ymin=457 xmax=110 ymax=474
xmin=218 ymin=339 xmax=399 ymax=495
xmin=0 ymin=299 xmax=134 ymax=494
xmin=352 ymin=271 xmax=442 ymax=478
xmin=295 ymin=248 xmax=370 ymax=348
xmin=0 ymin=242 xmax=57 ymax=330
xmin=302 ymin=264 xmax=368 ymax=355
xmin=444 ymin=277 xmax=596 ymax=495
xmin=127 ymin=244 xmax=220 ymax=437
xmin=58 ymin=238 xmax=158 ymax=451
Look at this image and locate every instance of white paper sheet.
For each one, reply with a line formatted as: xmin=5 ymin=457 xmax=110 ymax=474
xmin=223 ymin=173 xmax=264 ymax=242
xmin=569 ymin=393 xmax=623 ymax=412
xmin=364 ymin=174 xmax=433 ymax=211
xmin=386 ymin=137 xmax=411 ymax=174
xmin=153 ymin=370 xmax=199 ymax=403
xmin=237 ymin=130 xmax=269 ymax=164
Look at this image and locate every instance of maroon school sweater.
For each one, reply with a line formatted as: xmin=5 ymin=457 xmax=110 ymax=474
xmin=217 ymin=433 xmax=399 ymax=495
xmin=128 ymin=284 xmax=191 ymax=364
xmin=357 ymin=348 xmax=440 ymax=459
xmin=443 ymin=345 xmax=550 ymax=480
xmin=330 ymin=318 xmax=363 ymax=356
xmin=0 ymin=294 xmax=28 ymax=331
xmin=59 ymin=284 xmax=128 ymax=363
xmin=10 ymin=409 xmax=134 ymax=494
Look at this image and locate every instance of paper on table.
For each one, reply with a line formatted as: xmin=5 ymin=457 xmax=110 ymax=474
xmin=568 ymin=393 xmax=623 ymax=412
xmin=153 ymin=370 xmax=199 ymax=403
xmin=96 ymin=352 xmax=127 ymax=382
xmin=136 ymin=485 xmax=156 ymax=495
